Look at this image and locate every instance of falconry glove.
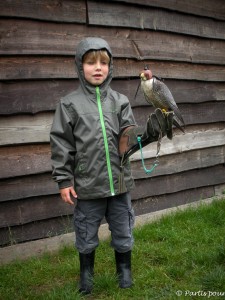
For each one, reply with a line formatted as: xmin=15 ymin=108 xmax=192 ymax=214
xmin=119 ymin=108 xmax=174 ymax=163
xmin=118 ymin=108 xmax=173 ymax=193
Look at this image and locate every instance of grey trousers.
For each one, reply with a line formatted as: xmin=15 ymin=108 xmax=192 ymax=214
xmin=74 ymin=192 xmax=135 ymax=254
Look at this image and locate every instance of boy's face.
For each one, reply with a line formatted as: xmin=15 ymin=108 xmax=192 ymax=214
xmin=83 ymin=52 xmax=109 ymax=86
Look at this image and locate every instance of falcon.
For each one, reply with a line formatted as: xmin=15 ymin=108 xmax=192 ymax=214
xmin=140 ymin=67 xmax=185 ymax=134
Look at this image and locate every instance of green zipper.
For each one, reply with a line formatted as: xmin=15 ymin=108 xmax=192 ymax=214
xmin=96 ymin=86 xmax=115 ymax=196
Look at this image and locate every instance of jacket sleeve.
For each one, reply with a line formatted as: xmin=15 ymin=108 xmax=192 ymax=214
xmin=120 ymin=97 xmax=136 ymax=130
xmin=50 ymin=101 xmax=76 ymax=189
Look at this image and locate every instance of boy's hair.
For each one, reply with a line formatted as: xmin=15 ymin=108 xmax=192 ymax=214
xmin=82 ymin=50 xmax=110 ymax=64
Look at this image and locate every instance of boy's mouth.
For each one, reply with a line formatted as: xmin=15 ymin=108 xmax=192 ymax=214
xmin=93 ymin=74 xmax=102 ymax=78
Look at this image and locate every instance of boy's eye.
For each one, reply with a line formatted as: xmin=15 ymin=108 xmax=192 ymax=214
xmin=85 ymin=60 xmax=108 ymax=65
xmin=86 ymin=60 xmax=95 ymax=65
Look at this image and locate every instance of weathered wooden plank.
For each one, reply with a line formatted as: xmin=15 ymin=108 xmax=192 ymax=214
xmin=1 ymin=0 xmax=224 ymax=24
xmin=0 ymin=112 xmax=52 ymax=145
xmin=0 ymin=80 xmax=76 ymax=115
xmin=131 ymin=164 xmax=225 ymax=200
xmin=0 ymin=184 xmax=217 ymax=246
xmin=0 ymin=0 xmax=86 ymax=23
xmin=133 ymin=102 xmax=225 ymax=128
xmin=182 ymin=102 xmax=225 ymax=125
xmin=0 ymin=109 xmax=225 ymax=146
xmin=0 ymin=144 xmax=51 ymax=179
xmin=1 ymin=80 xmax=225 ymax=115
xmin=1 ymin=144 xmax=225 ymax=201
xmin=130 ymin=32 xmax=225 ymax=64
xmin=1 ymin=19 xmax=225 ymax=65
xmin=132 ymin=146 xmax=225 ymax=179
xmin=131 ymin=125 xmax=225 ymax=161
xmin=87 ymin=1 xmax=225 ymax=40
xmin=0 ymin=56 xmax=75 ymax=81
xmin=0 ymin=20 xmax=136 ymax=58
xmin=114 ymin=60 xmax=225 ymax=82
xmin=0 ymin=215 xmax=74 ymax=247
xmin=0 ymin=195 xmax=74 ymax=228
xmin=0 ymin=173 xmax=58 ymax=202
xmin=110 ymin=0 xmax=225 ymax=21
xmin=1 ymin=57 xmax=225 ymax=81
xmin=132 ymin=186 xmax=214 ymax=216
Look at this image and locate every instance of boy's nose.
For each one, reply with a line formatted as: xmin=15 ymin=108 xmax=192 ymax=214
xmin=95 ymin=60 xmax=101 ymax=70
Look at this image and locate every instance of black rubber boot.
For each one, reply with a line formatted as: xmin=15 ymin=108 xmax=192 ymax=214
xmin=115 ymin=250 xmax=133 ymax=288
xmin=78 ymin=250 xmax=95 ymax=295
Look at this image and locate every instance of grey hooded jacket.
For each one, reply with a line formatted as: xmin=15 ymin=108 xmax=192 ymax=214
xmin=50 ymin=37 xmax=136 ymax=199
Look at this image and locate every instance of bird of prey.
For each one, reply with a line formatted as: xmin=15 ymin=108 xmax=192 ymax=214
xmin=140 ymin=67 xmax=185 ymax=134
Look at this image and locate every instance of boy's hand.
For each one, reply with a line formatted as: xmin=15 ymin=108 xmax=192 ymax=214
xmin=60 ymin=186 xmax=77 ymax=205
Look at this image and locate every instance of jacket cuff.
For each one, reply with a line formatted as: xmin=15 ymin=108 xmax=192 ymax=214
xmin=58 ymin=180 xmax=73 ymax=190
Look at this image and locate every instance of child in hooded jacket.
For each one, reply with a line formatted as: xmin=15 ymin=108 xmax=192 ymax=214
xmin=50 ymin=37 xmax=172 ymax=294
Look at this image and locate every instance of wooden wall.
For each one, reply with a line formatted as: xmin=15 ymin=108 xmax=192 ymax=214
xmin=0 ymin=0 xmax=225 ymax=247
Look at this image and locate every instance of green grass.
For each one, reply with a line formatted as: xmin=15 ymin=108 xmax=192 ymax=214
xmin=1 ymin=199 xmax=225 ymax=300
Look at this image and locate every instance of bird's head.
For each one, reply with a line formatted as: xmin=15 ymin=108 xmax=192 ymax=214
xmin=140 ymin=69 xmax=153 ymax=81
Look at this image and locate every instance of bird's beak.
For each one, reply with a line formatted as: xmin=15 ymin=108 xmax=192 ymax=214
xmin=140 ymin=72 xmax=147 ymax=81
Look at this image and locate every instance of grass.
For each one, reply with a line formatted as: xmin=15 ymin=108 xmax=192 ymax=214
xmin=0 ymin=199 xmax=225 ymax=300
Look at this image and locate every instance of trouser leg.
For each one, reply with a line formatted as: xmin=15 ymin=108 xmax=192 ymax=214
xmin=74 ymin=198 xmax=106 ymax=254
xmin=106 ymin=192 xmax=135 ymax=253
xmin=106 ymin=192 xmax=134 ymax=288
xmin=74 ymin=199 xmax=106 ymax=294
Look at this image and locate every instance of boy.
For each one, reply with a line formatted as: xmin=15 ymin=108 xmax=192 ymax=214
xmin=50 ymin=37 xmax=173 ymax=294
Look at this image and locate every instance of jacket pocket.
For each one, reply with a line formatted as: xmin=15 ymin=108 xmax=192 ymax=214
xmin=74 ymin=154 xmax=87 ymax=178
xmin=74 ymin=208 xmax=87 ymax=240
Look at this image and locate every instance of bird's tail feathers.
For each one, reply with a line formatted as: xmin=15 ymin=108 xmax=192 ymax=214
xmin=173 ymin=117 xmax=185 ymax=133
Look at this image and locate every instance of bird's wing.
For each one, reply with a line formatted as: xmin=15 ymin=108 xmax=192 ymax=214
xmin=153 ymin=79 xmax=185 ymax=126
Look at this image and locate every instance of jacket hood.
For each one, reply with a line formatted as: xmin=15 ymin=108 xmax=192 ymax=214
xmin=75 ymin=37 xmax=113 ymax=96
